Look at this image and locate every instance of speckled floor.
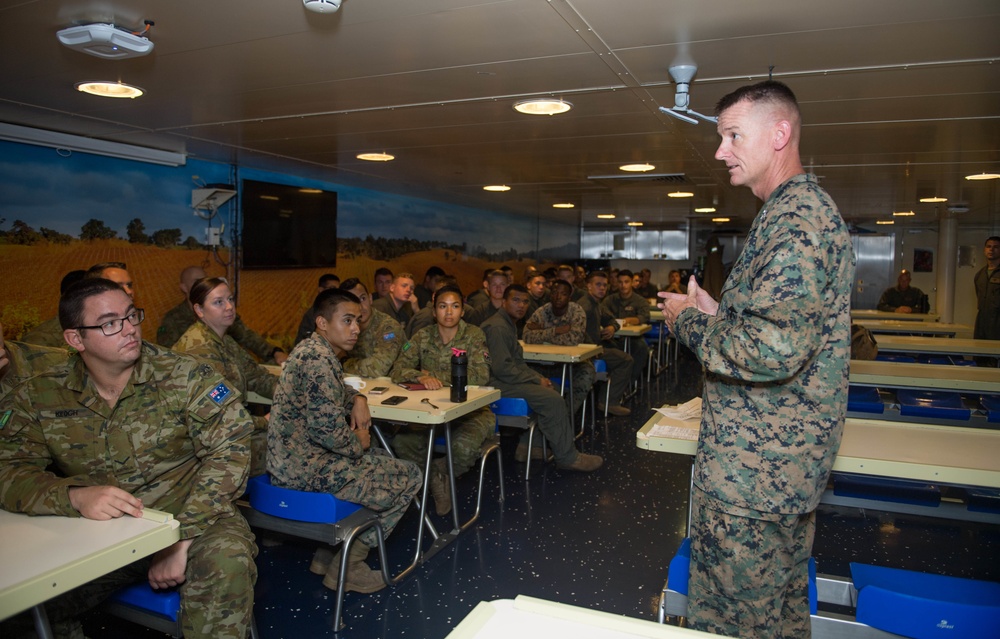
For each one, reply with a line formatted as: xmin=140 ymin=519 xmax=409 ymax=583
xmin=56 ymin=350 xmax=1000 ymax=637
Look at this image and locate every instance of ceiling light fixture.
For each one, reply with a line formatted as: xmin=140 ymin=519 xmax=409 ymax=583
xmin=619 ymin=163 xmax=655 ymax=172
xmin=483 ymin=184 xmax=510 ymax=192
xmin=513 ymin=99 xmax=572 ymax=116
xmin=711 ymin=217 xmax=730 ymax=223
xmin=876 ymin=220 xmax=895 ymax=225
xmin=919 ymin=196 xmax=947 ymax=203
xmin=552 ymin=203 xmax=575 ymax=209
xmin=668 ymin=191 xmax=694 ymax=198
xmin=892 ymin=210 xmax=915 ymax=217
xmin=695 ymin=207 xmax=716 ymax=213
xmin=597 ymin=214 xmax=616 ymax=219
xmin=357 ymin=152 xmax=394 ymax=162
xmin=260 ymin=195 xmax=279 ymax=201
xmin=0 ymin=122 xmax=185 ymax=166
xmin=303 ymin=0 xmax=342 ymax=13
xmin=76 ymin=81 xmax=144 ymax=99
xmin=966 ymin=172 xmax=1000 ymax=181
xmin=299 ymin=188 xmax=323 ymax=194
xmin=627 ymin=221 xmax=643 ymax=227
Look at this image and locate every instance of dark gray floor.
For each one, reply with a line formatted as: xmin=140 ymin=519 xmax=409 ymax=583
xmin=60 ymin=350 xmax=1000 ymax=637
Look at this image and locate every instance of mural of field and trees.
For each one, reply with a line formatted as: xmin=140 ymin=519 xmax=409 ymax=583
xmin=0 ymin=141 xmax=579 ymax=351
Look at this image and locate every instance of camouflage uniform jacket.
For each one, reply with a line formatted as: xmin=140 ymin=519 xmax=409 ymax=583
xmin=371 ymin=297 xmax=413 ymax=327
xmin=522 ymin=302 xmax=588 ymax=346
xmin=1 ymin=341 xmax=69 ymax=401
xmin=157 ymin=301 xmax=277 ymax=361
xmin=173 ymin=321 xmax=278 ymax=430
xmin=267 ymin=334 xmax=365 ymax=491
xmin=674 ymin=174 xmax=854 ymax=516
xmin=0 ymin=342 xmax=253 ymax=539
xmin=481 ymin=309 xmax=543 ymax=386
xmin=342 ymin=309 xmax=404 ymax=378
xmin=20 ymin=316 xmax=68 ymax=349
xmin=390 ymin=320 xmax=490 ymax=386
xmin=603 ymin=292 xmax=651 ymax=324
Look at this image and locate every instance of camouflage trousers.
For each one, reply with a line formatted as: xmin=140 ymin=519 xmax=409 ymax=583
xmin=492 ymin=380 xmax=578 ymax=466
xmin=529 ymin=361 xmax=597 ymax=415
xmin=622 ymin=336 xmax=649 ymax=383
xmin=599 ymin=347 xmax=634 ymax=405
xmin=392 ymin=406 xmax=496 ymax=477
xmin=24 ymin=513 xmax=258 ymax=639
xmin=319 ymin=448 xmax=422 ymax=547
xmin=687 ymin=487 xmax=815 ymax=639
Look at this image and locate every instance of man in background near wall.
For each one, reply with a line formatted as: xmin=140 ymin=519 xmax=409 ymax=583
xmin=413 ymin=265 xmax=445 ymax=309
xmin=877 ymin=269 xmax=927 ymax=314
xmin=157 ymin=265 xmax=287 ymax=364
xmin=20 ymin=269 xmax=86 ymax=348
xmin=372 ymin=267 xmax=394 ymax=301
xmin=634 ymin=268 xmax=659 ymax=299
xmin=294 ymin=273 xmax=341 ymax=346
xmin=660 ymin=80 xmax=854 ymax=638
xmin=974 ymin=236 xmax=1000 ymax=366
xmin=603 ymin=269 xmax=650 ymax=380
xmin=577 ymin=271 xmax=634 ymax=417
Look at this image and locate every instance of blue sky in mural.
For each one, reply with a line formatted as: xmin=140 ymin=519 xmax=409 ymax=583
xmin=0 ymin=140 xmax=577 ymax=254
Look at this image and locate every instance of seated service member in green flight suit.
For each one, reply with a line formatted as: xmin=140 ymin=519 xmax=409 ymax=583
xmin=173 ymin=277 xmax=278 ymax=476
xmin=0 ymin=278 xmax=257 ymax=639
xmin=602 ymin=269 xmax=651 ymax=380
xmin=390 ymin=286 xmax=496 ymax=516
xmin=268 ymin=288 xmax=422 ymax=594
xmin=339 ymin=278 xmax=406 ymax=378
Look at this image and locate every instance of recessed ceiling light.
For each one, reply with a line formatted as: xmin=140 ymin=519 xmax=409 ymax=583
xmin=552 ymin=203 xmax=575 ymax=209
xmin=668 ymin=191 xmax=694 ymax=198
xmin=627 ymin=221 xmax=643 ymax=227
xmin=357 ymin=152 xmax=394 ymax=161
xmin=483 ymin=184 xmax=511 ymax=192
xmin=299 ymin=188 xmax=323 ymax=194
xmin=876 ymin=220 xmax=895 ymax=225
xmin=966 ymin=172 xmax=1000 ymax=181
xmin=513 ymin=99 xmax=572 ymax=116
xmin=619 ymin=163 xmax=655 ymax=172
xmin=260 ymin=195 xmax=279 ymax=201
xmin=76 ymin=81 xmax=143 ymax=99
xmin=711 ymin=217 xmax=730 ymax=223
xmin=597 ymin=214 xmax=616 ymax=219
xmin=694 ymin=207 xmax=716 ymax=213
xmin=892 ymin=210 xmax=915 ymax=217
xmin=919 ymin=196 xmax=947 ymax=203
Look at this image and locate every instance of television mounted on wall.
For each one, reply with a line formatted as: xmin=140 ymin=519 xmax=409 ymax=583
xmin=241 ymin=179 xmax=337 ymax=269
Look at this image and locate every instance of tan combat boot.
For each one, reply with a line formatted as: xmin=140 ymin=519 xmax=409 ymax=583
xmin=323 ymin=541 xmax=386 ymax=593
xmin=430 ymin=458 xmax=452 ymax=516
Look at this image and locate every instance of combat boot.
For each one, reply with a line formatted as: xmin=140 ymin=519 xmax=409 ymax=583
xmin=323 ymin=541 xmax=386 ymax=593
xmin=310 ymin=547 xmax=340 ymax=575
xmin=430 ymin=458 xmax=452 ymax=516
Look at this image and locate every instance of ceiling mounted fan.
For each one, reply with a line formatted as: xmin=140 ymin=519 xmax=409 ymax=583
xmin=659 ymin=64 xmax=717 ymax=125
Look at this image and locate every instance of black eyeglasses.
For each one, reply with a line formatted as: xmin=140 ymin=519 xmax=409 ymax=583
xmin=75 ymin=308 xmax=145 ymax=336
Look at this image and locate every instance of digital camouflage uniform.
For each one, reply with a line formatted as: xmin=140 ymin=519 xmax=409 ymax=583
xmin=371 ymin=296 xmax=413 ymax=327
xmin=268 ymin=333 xmax=421 ymax=547
xmin=173 ymin=321 xmax=279 ymax=476
xmin=521 ymin=302 xmax=596 ymax=415
xmin=603 ymin=291 xmax=651 ymax=382
xmin=577 ymin=293 xmax=634 ymax=405
xmin=342 ymin=308 xmax=405 ymax=378
xmin=0 ymin=342 xmax=257 ymax=639
xmin=481 ymin=308 xmax=579 ymax=466
xmin=673 ymin=174 xmax=854 ymax=638
xmin=0 ymin=340 xmax=69 ymax=401
xmin=157 ymin=300 xmax=279 ymax=361
xmin=19 ymin=315 xmax=68 ymax=349
xmin=389 ymin=320 xmax=495 ymax=476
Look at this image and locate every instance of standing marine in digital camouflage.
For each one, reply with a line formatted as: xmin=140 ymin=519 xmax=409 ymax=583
xmin=339 ymin=278 xmax=405 ymax=378
xmin=268 ymin=288 xmax=421 ymax=594
xmin=660 ymin=80 xmax=854 ymax=638
xmin=390 ymin=286 xmax=495 ymax=516
xmin=0 ymin=278 xmax=257 ymax=639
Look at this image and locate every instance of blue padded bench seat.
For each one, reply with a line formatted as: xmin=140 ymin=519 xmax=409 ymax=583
xmin=848 ymin=385 xmax=884 ymax=414
xmin=247 ymin=473 xmax=361 ymax=524
xmin=876 ymin=354 xmax=917 ymax=363
xmin=833 ymin=474 xmax=941 ymax=507
xmin=965 ymin=488 xmax=1000 ymax=515
xmin=851 ymin=562 xmax=1000 ymax=639
xmin=896 ymin=388 xmax=971 ymax=421
xmin=490 ymin=397 xmax=530 ymax=417
xmin=979 ymin=394 xmax=1000 ymax=423
xmin=108 ymin=583 xmax=180 ymax=622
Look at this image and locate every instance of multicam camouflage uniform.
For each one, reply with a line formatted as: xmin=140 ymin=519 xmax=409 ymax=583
xmin=371 ymin=296 xmax=413 ymax=327
xmin=481 ymin=308 xmax=579 ymax=466
xmin=0 ymin=340 xmax=69 ymax=401
xmin=602 ymin=291 xmax=651 ymax=382
xmin=157 ymin=300 xmax=279 ymax=361
xmin=268 ymin=334 xmax=421 ymax=547
xmin=577 ymin=293 xmax=633 ymax=404
xmin=342 ymin=308 xmax=404 ymax=378
xmin=19 ymin=316 xmax=68 ymax=349
xmin=389 ymin=320 xmax=495 ymax=476
xmin=174 ymin=321 xmax=279 ymax=476
xmin=0 ymin=342 xmax=257 ymax=639
xmin=521 ymin=302 xmax=596 ymax=415
xmin=673 ymin=174 xmax=854 ymax=638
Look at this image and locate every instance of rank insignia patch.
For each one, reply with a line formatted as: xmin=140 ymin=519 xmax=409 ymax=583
xmin=208 ymin=383 xmax=232 ymax=404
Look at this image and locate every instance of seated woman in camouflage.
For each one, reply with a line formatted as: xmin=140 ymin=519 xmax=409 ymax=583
xmin=173 ymin=277 xmax=278 ymax=475
xmin=389 ymin=285 xmax=495 ymax=517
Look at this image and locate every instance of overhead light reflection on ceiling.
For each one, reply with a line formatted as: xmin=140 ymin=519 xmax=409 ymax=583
xmin=711 ymin=217 xmax=730 ymax=223
xmin=552 ymin=203 xmax=575 ymax=209
xmin=76 ymin=81 xmax=143 ymax=98
xmin=694 ymin=207 xmax=716 ymax=213
xmin=966 ymin=172 xmax=1000 ymax=181
xmin=513 ymin=99 xmax=572 ymax=115
xmin=668 ymin=191 xmax=694 ymax=198
xmin=299 ymin=188 xmax=323 ymax=194
xmin=627 ymin=221 xmax=643 ymax=226
xmin=483 ymin=184 xmax=510 ymax=192
xmin=596 ymin=214 xmax=616 ymax=219
xmin=919 ymin=196 xmax=947 ymax=203
xmin=357 ymin=152 xmax=394 ymax=161
xmin=619 ymin=163 xmax=655 ymax=172
xmin=876 ymin=220 xmax=895 ymax=225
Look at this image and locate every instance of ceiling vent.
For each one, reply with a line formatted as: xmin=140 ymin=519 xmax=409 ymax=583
xmin=587 ymin=172 xmax=691 ymax=186
xmin=57 ymin=23 xmax=154 ymax=59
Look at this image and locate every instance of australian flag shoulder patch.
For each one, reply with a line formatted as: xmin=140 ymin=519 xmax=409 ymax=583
xmin=208 ymin=382 xmax=232 ymax=404
xmin=383 ymin=332 xmax=396 ymax=341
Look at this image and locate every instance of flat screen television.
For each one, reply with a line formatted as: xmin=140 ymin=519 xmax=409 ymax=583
xmin=241 ymin=179 xmax=337 ymax=269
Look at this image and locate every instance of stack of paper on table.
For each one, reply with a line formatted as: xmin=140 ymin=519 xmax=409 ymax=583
xmin=646 ymin=398 xmax=702 ymax=441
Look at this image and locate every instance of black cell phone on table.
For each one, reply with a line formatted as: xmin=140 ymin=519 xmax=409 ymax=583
xmin=381 ymin=395 xmax=407 ymax=405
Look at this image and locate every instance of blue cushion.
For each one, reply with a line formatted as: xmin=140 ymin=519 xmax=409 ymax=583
xmin=980 ymin=395 xmax=1000 ymax=423
xmin=848 ymin=385 xmax=884 ymax=414
xmin=109 ymin=583 xmax=180 ymax=621
xmin=876 ymin=354 xmax=917 ymax=363
xmin=833 ymin=474 xmax=941 ymax=507
xmin=594 ymin=359 xmax=607 ymax=373
xmin=490 ymin=397 xmax=531 ymax=416
xmin=897 ymin=389 xmax=970 ymax=421
xmin=247 ymin=474 xmax=361 ymax=524
xmin=852 ymin=563 xmax=1000 ymax=639
xmin=966 ymin=488 xmax=1000 ymax=514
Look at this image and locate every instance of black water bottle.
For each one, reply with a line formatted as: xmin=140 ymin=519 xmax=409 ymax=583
xmin=450 ymin=349 xmax=468 ymax=403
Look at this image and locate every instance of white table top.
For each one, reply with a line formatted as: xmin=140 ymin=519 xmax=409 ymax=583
xmin=519 ymin=342 xmax=603 ymax=363
xmin=849 ymin=359 xmax=1000 ymax=393
xmin=874 ymin=335 xmax=1000 ymax=357
xmin=636 ymin=413 xmax=1000 ymax=489
xmin=368 ymin=384 xmax=500 ymax=424
xmin=0 ymin=509 xmax=180 ymax=620
xmin=851 ymin=310 xmax=940 ymax=322
xmin=853 ymin=320 xmax=971 ymax=337
xmin=446 ymin=596 xmax=716 ymax=638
